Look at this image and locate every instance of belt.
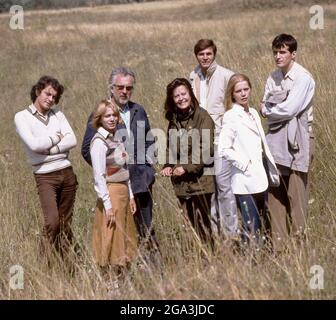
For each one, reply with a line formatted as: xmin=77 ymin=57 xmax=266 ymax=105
xmin=107 ymin=166 xmax=121 ymax=176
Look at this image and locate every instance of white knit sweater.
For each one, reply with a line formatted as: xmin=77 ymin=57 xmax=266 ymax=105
xmin=14 ymin=104 xmax=77 ymax=173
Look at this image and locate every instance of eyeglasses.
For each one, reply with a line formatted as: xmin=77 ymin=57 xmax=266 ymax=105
xmin=113 ymin=84 xmax=134 ymax=92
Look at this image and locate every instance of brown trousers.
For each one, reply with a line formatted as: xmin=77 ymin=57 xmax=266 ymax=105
xmin=268 ymin=170 xmax=308 ymax=251
xmin=34 ymin=166 xmax=77 ymax=256
xmin=268 ymin=137 xmax=314 ymax=252
xmin=178 ymin=193 xmax=214 ymax=247
xmin=92 ymin=183 xmax=137 ymax=267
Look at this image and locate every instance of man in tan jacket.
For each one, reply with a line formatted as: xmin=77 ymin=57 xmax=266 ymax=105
xmin=189 ymin=39 xmax=237 ymax=238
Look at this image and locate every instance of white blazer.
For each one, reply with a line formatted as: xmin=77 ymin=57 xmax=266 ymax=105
xmin=218 ymin=104 xmax=279 ymax=195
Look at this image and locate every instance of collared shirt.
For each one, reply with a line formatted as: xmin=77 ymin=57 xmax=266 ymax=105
xmin=119 ymin=103 xmax=131 ymax=137
xmin=199 ymin=73 xmax=207 ymax=109
xmin=14 ymin=104 xmax=77 ymax=173
xmin=262 ymin=62 xmax=315 ymax=125
xmin=189 ymin=61 xmax=234 ymax=144
xmin=90 ymin=126 xmax=133 ymax=211
xmin=261 ymin=62 xmax=315 ymax=172
xmin=29 ymin=104 xmax=51 ymax=121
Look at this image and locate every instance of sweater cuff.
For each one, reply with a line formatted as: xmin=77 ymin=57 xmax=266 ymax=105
xmin=49 ymin=145 xmax=60 ymax=155
xmin=50 ymin=134 xmax=61 ymax=146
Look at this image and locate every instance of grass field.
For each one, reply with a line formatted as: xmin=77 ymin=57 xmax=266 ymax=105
xmin=0 ymin=0 xmax=335 ymax=299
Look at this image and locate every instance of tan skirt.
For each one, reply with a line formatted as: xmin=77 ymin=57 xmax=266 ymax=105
xmin=92 ymin=183 xmax=138 ymax=267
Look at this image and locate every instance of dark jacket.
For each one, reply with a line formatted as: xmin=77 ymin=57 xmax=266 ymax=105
xmin=81 ymin=101 xmax=155 ymax=194
xmin=164 ymin=106 xmax=215 ymax=197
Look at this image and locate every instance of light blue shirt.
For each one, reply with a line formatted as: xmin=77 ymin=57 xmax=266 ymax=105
xmin=119 ymin=103 xmax=131 ymax=137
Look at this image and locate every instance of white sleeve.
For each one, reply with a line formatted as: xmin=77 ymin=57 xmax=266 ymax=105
xmin=263 ymin=74 xmax=315 ymax=123
xmin=262 ymin=76 xmax=272 ymax=102
xmin=218 ymin=114 xmax=250 ymax=172
xmin=55 ymin=111 xmax=77 ymax=153
xmin=49 ymin=111 xmax=77 ymax=155
xmin=128 ymin=180 xmax=134 ymax=199
xmin=14 ymin=112 xmax=59 ymax=153
xmin=90 ymin=139 xmax=112 ymax=211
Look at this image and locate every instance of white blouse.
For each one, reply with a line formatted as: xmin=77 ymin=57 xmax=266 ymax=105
xmin=90 ymin=127 xmax=133 ymax=211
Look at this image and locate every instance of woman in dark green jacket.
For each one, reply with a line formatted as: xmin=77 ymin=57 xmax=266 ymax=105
xmin=160 ymin=78 xmax=215 ymax=245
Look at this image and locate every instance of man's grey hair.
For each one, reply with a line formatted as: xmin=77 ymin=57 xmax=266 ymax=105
xmin=107 ymin=67 xmax=136 ymax=98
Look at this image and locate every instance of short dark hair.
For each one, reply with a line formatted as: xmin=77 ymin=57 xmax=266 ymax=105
xmin=30 ymin=75 xmax=64 ymax=104
xmin=272 ymin=34 xmax=297 ymax=53
xmin=164 ymin=78 xmax=199 ymax=121
xmin=194 ymin=39 xmax=217 ymax=56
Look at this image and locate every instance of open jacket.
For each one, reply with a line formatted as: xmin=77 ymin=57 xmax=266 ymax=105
xmin=218 ymin=104 xmax=279 ymax=195
xmin=164 ymin=106 xmax=215 ymax=197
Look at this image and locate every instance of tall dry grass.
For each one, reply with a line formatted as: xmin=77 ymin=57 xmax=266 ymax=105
xmin=0 ymin=0 xmax=335 ymax=299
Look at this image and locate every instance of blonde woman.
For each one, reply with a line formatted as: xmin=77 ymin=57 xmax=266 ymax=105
xmin=218 ymin=74 xmax=279 ymax=245
xmin=90 ymin=99 xmax=137 ymax=272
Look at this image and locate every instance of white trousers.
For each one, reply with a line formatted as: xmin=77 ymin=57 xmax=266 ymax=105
xmin=211 ymin=146 xmax=238 ymax=237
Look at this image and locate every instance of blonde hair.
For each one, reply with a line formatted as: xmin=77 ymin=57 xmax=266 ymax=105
xmin=92 ymin=99 xmax=122 ymax=130
xmin=225 ymin=74 xmax=252 ymax=110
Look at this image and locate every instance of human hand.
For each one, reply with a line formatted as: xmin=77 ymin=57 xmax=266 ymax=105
xmin=259 ymin=102 xmax=267 ymax=118
xmin=259 ymin=101 xmax=265 ymax=112
xmin=160 ymin=167 xmax=173 ymax=177
xmin=105 ymin=208 xmax=116 ymax=228
xmin=130 ymin=198 xmax=137 ymax=215
xmin=173 ymin=166 xmax=186 ymax=176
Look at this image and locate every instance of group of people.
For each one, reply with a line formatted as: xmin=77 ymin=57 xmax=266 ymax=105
xmin=14 ymin=33 xmax=315 ymax=274
xmin=161 ymin=34 xmax=314 ymax=253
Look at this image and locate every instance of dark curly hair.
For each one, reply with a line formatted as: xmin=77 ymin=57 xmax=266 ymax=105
xmin=30 ymin=75 xmax=64 ymax=104
xmin=164 ymin=78 xmax=199 ymax=121
xmin=272 ymin=34 xmax=297 ymax=53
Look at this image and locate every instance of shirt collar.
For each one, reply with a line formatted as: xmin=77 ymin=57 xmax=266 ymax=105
xmin=232 ymin=103 xmax=250 ymax=115
xmin=29 ymin=104 xmax=51 ymax=119
xmin=284 ymin=61 xmax=298 ymax=80
xmin=29 ymin=104 xmax=37 ymax=114
xmin=195 ymin=60 xmax=218 ymax=79
xmin=97 ymin=126 xmax=111 ymax=139
xmin=119 ymin=103 xmax=130 ymax=113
